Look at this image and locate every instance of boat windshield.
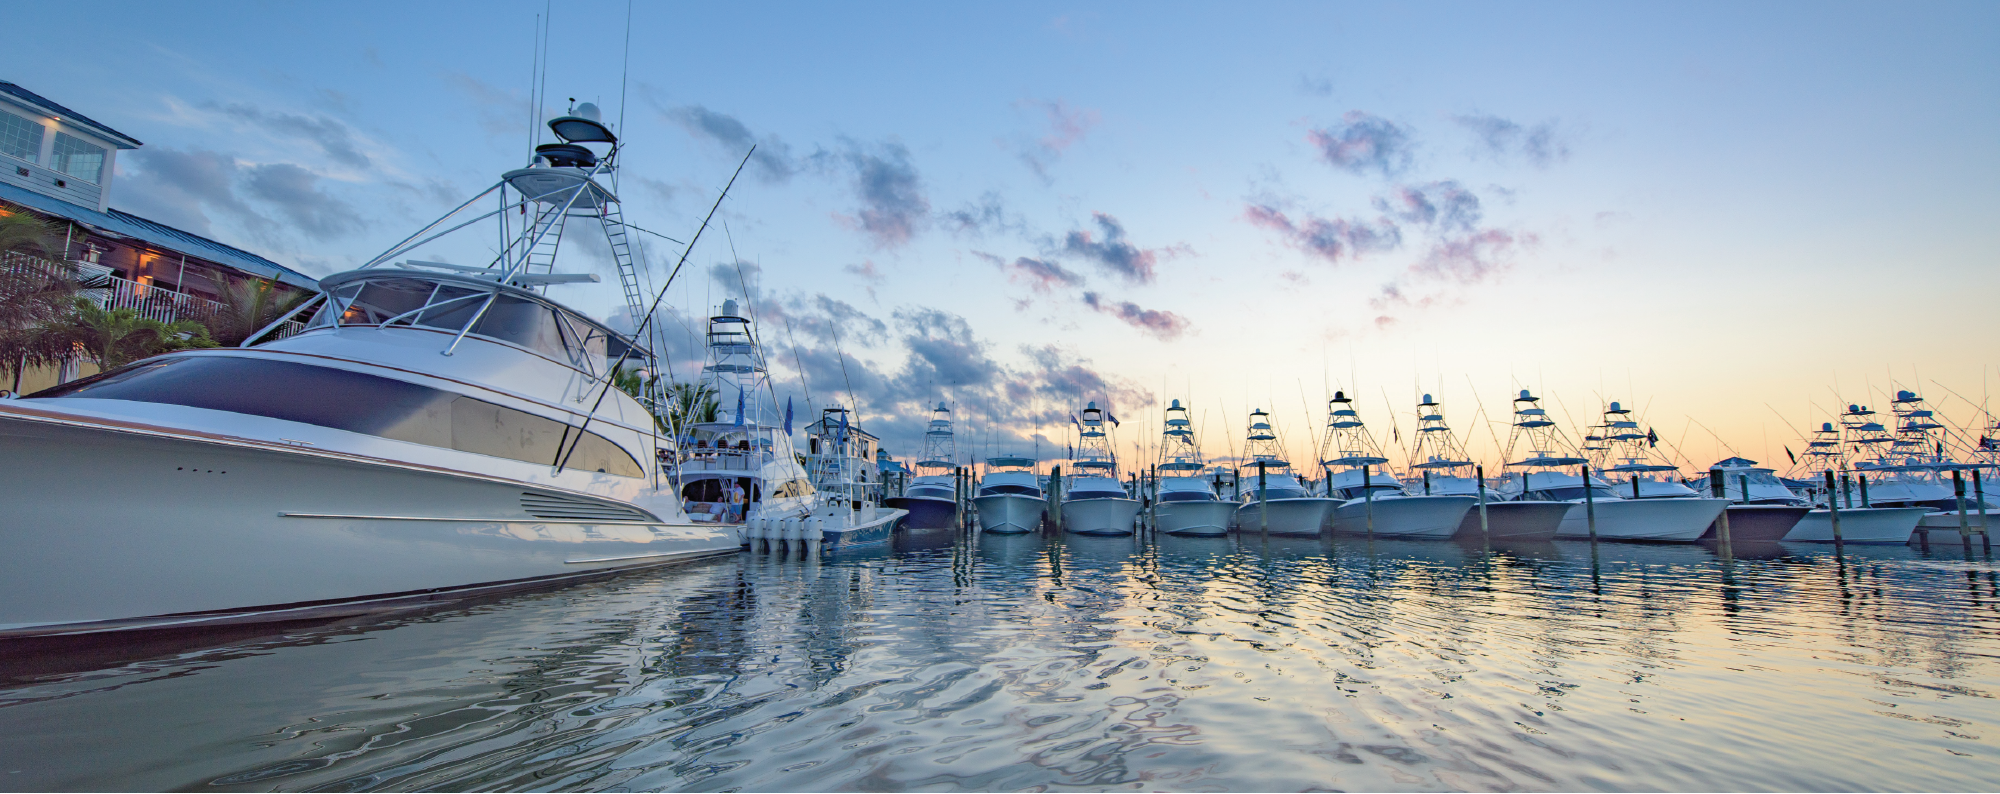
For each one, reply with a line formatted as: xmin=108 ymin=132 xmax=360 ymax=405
xmin=979 ymin=483 xmax=1043 ymax=497
xmin=307 ymin=275 xmax=638 ymax=374
xmin=1069 ymin=489 xmax=1127 ymax=500
xmin=1159 ymin=490 xmax=1215 ymax=502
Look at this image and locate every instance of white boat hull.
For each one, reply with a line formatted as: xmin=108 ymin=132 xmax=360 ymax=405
xmin=1154 ymin=500 xmax=1236 ymax=536
xmin=0 ymin=411 xmax=735 ymax=638
xmin=1333 ymin=495 xmax=1477 ymax=538
xmin=973 ymin=494 xmax=1045 ymax=534
xmin=1782 ymin=507 xmax=1925 ymax=543
xmin=1553 ymin=498 xmax=1728 ymax=542
xmin=1062 ymin=497 xmax=1141 ymax=536
xmin=1233 ymin=498 xmax=1338 ymax=536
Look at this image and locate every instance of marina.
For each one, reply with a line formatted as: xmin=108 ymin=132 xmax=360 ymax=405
xmin=3 ymin=2 xmax=1999 ymax=790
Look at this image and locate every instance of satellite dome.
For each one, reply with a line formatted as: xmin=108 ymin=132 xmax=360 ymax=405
xmin=1332 ymin=391 xmax=1346 ymax=401
xmin=1086 ymin=401 xmax=1097 ymax=409
xmin=1609 ymin=401 xmax=1622 ymax=412
xmin=1421 ymin=393 xmax=1433 ymax=404
xmin=1848 ymin=404 xmax=1860 ymax=412
xmin=1519 ymin=389 xmax=1532 ymax=400
xmin=721 ymin=299 xmax=738 ymax=316
xmin=1170 ymin=398 xmax=1182 ymax=409
xmin=574 ymin=102 xmax=602 ymax=122
xmin=1822 ymin=422 xmax=1834 ymax=431
xmin=936 ymin=401 xmax=947 ymax=411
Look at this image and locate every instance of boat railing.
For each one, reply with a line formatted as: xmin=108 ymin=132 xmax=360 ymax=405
xmin=677 ymin=450 xmax=773 ymax=471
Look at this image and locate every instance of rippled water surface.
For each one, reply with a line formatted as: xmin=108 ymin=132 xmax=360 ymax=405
xmin=2 ymin=532 xmax=1997 ymax=791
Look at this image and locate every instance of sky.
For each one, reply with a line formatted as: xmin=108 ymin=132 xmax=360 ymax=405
xmin=9 ymin=1 xmax=1999 ymax=473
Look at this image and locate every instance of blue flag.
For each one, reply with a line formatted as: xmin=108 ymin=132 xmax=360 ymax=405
xmin=1071 ymin=413 xmax=1081 ymax=427
xmin=733 ymin=388 xmax=746 ymax=427
xmin=1108 ymin=412 xmax=1120 ymax=427
xmin=783 ymin=397 xmax=794 ymax=435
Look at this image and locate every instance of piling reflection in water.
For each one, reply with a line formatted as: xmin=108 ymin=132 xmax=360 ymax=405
xmin=0 ymin=538 xmax=1995 ymax=791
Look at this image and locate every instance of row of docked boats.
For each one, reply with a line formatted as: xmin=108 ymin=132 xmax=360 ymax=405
xmin=962 ymin=387 xmax=1996 ymax=547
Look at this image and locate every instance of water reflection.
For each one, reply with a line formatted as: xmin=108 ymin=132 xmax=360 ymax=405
xmin=0 ymin=538 xmax=1993 ymax=791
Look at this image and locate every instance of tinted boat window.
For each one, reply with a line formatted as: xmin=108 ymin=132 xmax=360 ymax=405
xmin=34 ymin=356 xmax=644 ymax=478
xmin=1160 ymin=491 xmax=1214 ymax=502
xmin=1068 ymin=490 xmax=1127 ymax=500
xmin=979 ymin=484 xmax=1042 ymax=497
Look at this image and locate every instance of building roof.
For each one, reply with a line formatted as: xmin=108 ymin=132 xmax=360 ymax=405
xmin=0 ymin=81 xmax=142 ymax=149
xmin=0 ymin=180 xmax=317 ymax=290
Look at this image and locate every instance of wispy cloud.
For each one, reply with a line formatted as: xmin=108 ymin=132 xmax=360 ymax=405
xmin=1243 ymin=203 xmax=1401 ymax=264
xmin=1307 ymin=111 xmax=1415 ymax=178
xmin=977 ymin=251 xmax=1084 ymax=294
xmin=1374 ymin=180 xmax=1481 ymax=234
xmin=1060 ymin=212 xmax=1164 ymax=284
xmin=1453 ymin=113 xmax=1570 ymax=168
xmin=1015 ymin=99 xmax=1099 ymax=181
xmin=1082 ymin=292 xmax=1190 ymax=341
xmin=659 ymin=103 xmax=801 ymax=181
xmin=942 ymin=191 xmax=1027 ymax=238
xmin=241 ymin=163 xmax=360 ymax=240
xmin=198 ymin=101 xmax=372 ymax=169
xmin=838 ymin=139 xmax=929 ymax=248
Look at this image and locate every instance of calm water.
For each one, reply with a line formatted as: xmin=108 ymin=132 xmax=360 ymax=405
xmin=2 ymin=532 xmax=1996 ymax=792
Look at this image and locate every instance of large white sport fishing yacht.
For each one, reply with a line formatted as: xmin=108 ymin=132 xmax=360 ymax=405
xmin=1850 ymin=391 xmax=1994 ymax=536
xmin=1585 ymin=401 xmax=1736 ymax=540
xmin=1496 ymin=391 xmax=1722 ymax=542
xmin=0 ymin=101 xmax=740 ymax=638
xmin=884 ymin=402 xmax=961 ymax=529
xmin=1402 ymin=393 xmax=1562 ymax=540
xmin=1324 ymin=393 xmax=1476 ymax=538
xmin=973 ymin=455 xmax=1045 ymax=534
xmin=1236 ymin=407 xmax=1336 ymax=535
xmin=1779 ymin=416 xmax=1924 ymax=543
xmin=1152 ymin=399 xmax=1235 ymax=536
xmin=673 ymin=299 xmax=815 ymax=527
xmin=1061 ymin=402 xmax=1140 ymax=535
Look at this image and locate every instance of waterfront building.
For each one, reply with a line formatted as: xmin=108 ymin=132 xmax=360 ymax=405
xmin=1 ymin=80 xmax=316 ymax=391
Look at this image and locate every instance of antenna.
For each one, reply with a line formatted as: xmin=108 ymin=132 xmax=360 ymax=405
xmin=555 ymin=146 xmax=756 ymax=473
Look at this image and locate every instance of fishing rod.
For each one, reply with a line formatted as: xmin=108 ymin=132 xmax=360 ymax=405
xmin=555 ymin=146 xmax=756 ymax=474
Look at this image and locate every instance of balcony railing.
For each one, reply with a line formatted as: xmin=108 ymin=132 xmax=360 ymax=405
xmin=2 ymin=251 xmax=310 ymax=341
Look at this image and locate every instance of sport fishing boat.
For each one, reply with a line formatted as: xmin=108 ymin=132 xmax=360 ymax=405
xmin=1399 ymin=393 xmax=1557 ymax=540
xmin=972 ymin=455 xmax=1045 ymax=534
xmin=792 ymin=405 xmax=907 ymax=547
xmin=1779 ymin=416 xmax=1925 ymax=543
xmin=673 ymin=299 xmax=815 ymax=528
xmin=1152 ymin=399 xmax=1235 ymax=536
xmin=1588 ymin=401 xmax=1765 ymax=542
xmin=1062 ymin=402 xmax=1141 ymax=535
xmin=0 ymin=101 xmax=740 ymax=638
xmin=1322 ymin=393 xmax=1470 ymax=538
xmin=883 ymin=401 xmax=961 ymax=529
xmin=1497 ymin=392 xmax=1723 ymax=542
xmin=1853 ymin=392 xmax=1996 ymax=537
xmin=1686 ymin=457 xmax=1811 ymax=541
xmin=1235 ymin=407 xmax=1337 ymax=535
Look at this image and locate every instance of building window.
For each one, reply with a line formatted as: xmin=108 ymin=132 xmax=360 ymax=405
xmin=51 ymin=133 xmax=105 ymax=183
xmin=0 ymin=112 xmax=41 ymax=163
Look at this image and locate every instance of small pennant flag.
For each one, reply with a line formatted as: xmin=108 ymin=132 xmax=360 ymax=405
xmin=783 ymin=397 xmax=794 ymax=435
xmin=733 ymin=389 xmax=746 ymax=427
xmin=1108 ymin=412 xmax=1120 ymax=427
xmin=1647 ymin=427 xmax=1658 ymax=448
xmin=1786 ymin=445 xmax=1797 ymax=464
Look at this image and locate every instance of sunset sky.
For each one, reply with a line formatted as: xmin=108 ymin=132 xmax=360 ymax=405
xmin=12 ymin=1 xmax=1999 ymax=472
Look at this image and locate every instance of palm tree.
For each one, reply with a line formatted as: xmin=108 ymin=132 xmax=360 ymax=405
xmin=0 ymin=206 xmax=57 ymax=257
xmin=62 ymin=298 xmax=216 ymax=370
xmin=200 ymin=277 xmax=311 ymax=347
xmin=1 ymin=209 xmax=78 ymax=392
